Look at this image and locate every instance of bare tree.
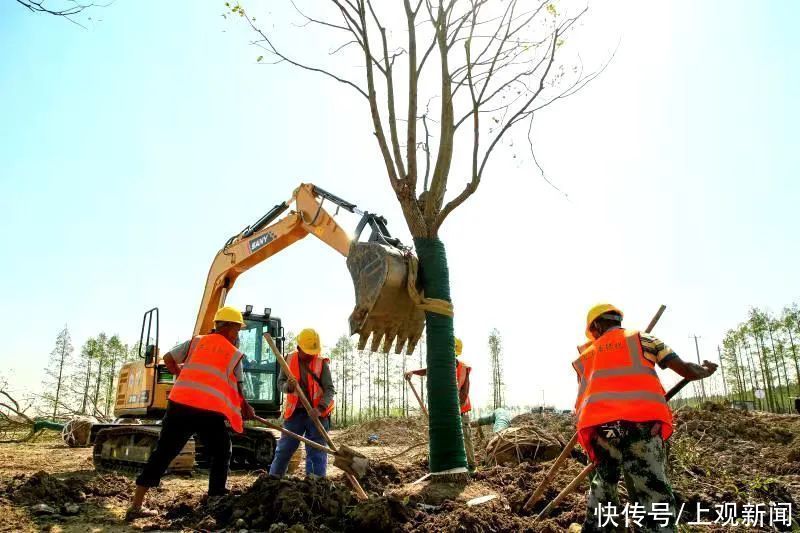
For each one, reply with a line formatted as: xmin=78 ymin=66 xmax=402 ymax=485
xmin=0 ymin=378 xmax=42 ymax=443
xmin=231 ymin=0 xmax=604 ymax=476
xmin=488 ymin=328 xmax=504 ymax=409
xmin=41 ymin=325 xmax=74 ymax=418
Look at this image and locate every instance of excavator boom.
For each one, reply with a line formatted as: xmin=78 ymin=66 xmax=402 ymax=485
xmin=194 ymin=183 xmax=424 ymax=354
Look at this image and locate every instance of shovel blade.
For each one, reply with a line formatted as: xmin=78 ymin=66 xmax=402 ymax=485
xmin=333 ymin=444 xmax=369 ymax=478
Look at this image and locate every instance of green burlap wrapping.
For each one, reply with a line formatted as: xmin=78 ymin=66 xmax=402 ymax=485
xmin=413 ymin=237 xmax=467 ymax=472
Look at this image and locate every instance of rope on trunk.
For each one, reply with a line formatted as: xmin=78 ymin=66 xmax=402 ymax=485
xmin=405 ymin=253 xmax=454 ymax=317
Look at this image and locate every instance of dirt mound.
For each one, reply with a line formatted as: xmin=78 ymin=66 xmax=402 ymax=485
xmin=160 ymin=473 xmax=410 ymax=532
xmin=4 ymin=471 xmax=87 ymax=506
xmin=510 ymin=412 xmax=574 ymax=440
xmin=675 ymin=404 xmax=795 ymax=444
xmin=404 ymin=499 xmax=535 ymax=532
xmin=1 ymin=470 xmax=132 ymax=511
xmin=360 ymin=460 xmax=427 ymax=494
xmin=336 ymin=416 xmax=428 ymax=446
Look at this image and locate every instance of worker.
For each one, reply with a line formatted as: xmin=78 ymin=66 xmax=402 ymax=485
xmin=406 ymin=336 xmax=475 ymax=471
xmin=269 ymin=328 xmax=335 ymax=478
xmin=125 ymin=306 xmax=256 ymax=520
xmin=574 ymin=304 xmax=717 ymax=533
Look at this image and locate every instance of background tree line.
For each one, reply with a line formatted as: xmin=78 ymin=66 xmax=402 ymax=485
xmin=675 ymin=303 xmax=800 ymax=413
xmin=40 ymin=326 xmax=140 ymax=421
xmin=288 ymin=329 xmax=506 ymax=428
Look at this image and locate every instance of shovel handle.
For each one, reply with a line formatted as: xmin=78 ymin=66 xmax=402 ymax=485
xmin=665 ymin=378 xmax=691 ymax=401
xmin=405 ymin=375 xmax=429 ymax=418
xmin=263 ymin=334 xmax=368 ymax=501
xmin=253 ymin=416 xmax=336 ymax=456
xmin=523 ymin=432 xmax=579 ymax=511
xmin=523 ymin=304 xmax=668 ymax=513
xmin=644 ymin=305 xmax=667 ymax=333
xmin=534 ymin=463 xmax=596 ymax=523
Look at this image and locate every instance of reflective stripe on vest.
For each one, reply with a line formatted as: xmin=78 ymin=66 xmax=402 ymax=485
xmin=283 ymin=351 xmax=334 ymax=420
xmin=572 ymin=329 xmax=672 ymax=450
xmin=456 ymin=360 xmax=472 ymax=414
xmin=169 ymin=334 xmax=244 ymax=433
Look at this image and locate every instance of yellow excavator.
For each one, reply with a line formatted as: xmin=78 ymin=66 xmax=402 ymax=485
xmin=91 ymin=183 xmax=425 ymax=472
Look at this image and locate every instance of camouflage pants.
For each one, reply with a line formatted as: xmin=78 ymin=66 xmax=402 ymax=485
xmin=462 ymin=413 xmax=476 ymax=470
xmin=583 ymin=422 xmax=676 ymax=533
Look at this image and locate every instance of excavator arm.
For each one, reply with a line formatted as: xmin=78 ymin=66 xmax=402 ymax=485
xmin=192 ymin=183 xmax=424 ymax=354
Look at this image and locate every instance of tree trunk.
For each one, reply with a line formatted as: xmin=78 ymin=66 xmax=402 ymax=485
xmin=742 ymin=344 xmax=761 ymax=409
xmin=81 ymin=355 xmax=91 ymax=415
xmin=93 ymin=357 xmax=103 ymax=413
xmin=367 ymin=351 xmax=372 ymax=419
xmin=787 ymin=327 xmax=800 ymax=395
xmin=414 ymin=237 xmax=467 ymax=473
xmin=53 ymin=341 xmax=67 ymax=419
xmin=767 ymin=323 xmax=789 ymax=411
xmin=105 ymin=352 xmax=118 ymax=417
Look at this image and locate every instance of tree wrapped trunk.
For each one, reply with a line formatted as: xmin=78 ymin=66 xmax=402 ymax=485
xmin=414 ymin=237 xmax=466 ymax=472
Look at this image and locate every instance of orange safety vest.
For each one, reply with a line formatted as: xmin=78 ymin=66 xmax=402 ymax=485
xmin=283 ymin=351 xmax=334 ymax=420
xmin=573 ymin=328 xmax=672 ymax=456
xmin=168 ymin=334 xmax=244 ymax=433
xmin=456 ymin=360 xmax=472 ymax=414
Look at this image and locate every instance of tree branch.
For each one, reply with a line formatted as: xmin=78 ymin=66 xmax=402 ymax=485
xmin=435 ymin=24 xmax=561 ymax=232
xmin=405 ymin=0 xmax=420 ymax=191
xmin=244 ymin=9 xmax=369 ymax=99
xmin=368 ymin=0 xmax=407 ymax=180
xmin=424 ymin=2 xmax=456 ymax=229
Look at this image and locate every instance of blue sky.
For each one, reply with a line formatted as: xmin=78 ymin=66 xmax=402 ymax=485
xmin=1 ymin=1 xmax=797 ymax=409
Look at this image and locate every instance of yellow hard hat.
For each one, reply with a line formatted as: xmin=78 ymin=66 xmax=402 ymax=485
xmin=297 ymin=328 xmax=321 ymax=355
xmin=214 ymin=306 xmax=246 ymax=328
xmin=585 ymin=303 xmax=623 ymax=340
xmin=454 ymin=337 xmax=463 ymax=356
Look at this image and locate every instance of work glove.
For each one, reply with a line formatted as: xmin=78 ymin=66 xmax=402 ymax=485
xmin=700 ymin=359 xmax=719 ymax=377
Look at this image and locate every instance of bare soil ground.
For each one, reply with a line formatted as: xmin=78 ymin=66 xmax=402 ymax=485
xmin=2 ymin=405 xmax=799 ymax=531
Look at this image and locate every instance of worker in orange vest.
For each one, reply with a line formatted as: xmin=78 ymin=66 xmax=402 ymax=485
xmin=406 ymin=336 xmax=475 ymax=471
xmin=269 ymin=328 xmax=335 ymax=478
xmin=126 ymin=306 xmax=256 ymax=520
xmin=575 ymin=304 xmax=717 ymax=532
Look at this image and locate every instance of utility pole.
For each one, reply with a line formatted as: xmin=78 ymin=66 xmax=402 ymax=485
xmin=717 ymin=345 xmax=729 ymax=399
xmin=690 ymin=335 xmax=707 ymax=401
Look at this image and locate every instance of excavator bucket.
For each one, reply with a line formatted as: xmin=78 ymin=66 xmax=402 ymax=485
xmin=347 ymin=241 xmax=425 ymax=355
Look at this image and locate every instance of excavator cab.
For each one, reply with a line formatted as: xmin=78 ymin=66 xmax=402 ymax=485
xmin=237 ymin=306 xmax=283 ymax=418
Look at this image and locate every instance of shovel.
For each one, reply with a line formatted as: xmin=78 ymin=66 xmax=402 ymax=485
xmin=405 ymin=374 xmax=429 ymax=418
xmin=523 ymin=304 xmax=667 ymax=513
xmin=263 ymin=333 xmax=369 ymax=501
xmin=252 ymin=415 xmax=368 ymax=478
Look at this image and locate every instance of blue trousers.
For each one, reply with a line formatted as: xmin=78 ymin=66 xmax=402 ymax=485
xmin=269 ymin=409 xmax=330 ymax=477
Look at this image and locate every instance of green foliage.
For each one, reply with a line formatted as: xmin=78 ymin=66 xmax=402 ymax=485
xmin=40 ymin=325 xmax=73 ymax=418
xmin=709 ymin=303 xmax=800 ymax=414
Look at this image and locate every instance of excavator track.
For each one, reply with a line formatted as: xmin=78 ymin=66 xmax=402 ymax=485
xmin=92 ymin=424 xmax=278 ymax=474
xmin=196 ymin=426 xmax=279 ymax=471
xmin=93 ymin=425 xmax=195 ymax=474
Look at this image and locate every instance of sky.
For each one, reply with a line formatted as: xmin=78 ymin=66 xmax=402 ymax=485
xmin=0 ymin=1 xmax=797 ymax=410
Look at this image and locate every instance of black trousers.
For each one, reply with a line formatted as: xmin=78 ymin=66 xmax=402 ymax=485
xmin=136 ymin=401 xmax=232 ymax=496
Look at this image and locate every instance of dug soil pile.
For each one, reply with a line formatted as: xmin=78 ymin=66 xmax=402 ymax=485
xmin=336 ymin=416 xmax=428 ymax=447
xmin=3 ymin=404 xmax=800 ymax=531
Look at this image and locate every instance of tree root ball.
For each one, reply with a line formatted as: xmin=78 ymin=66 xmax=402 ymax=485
xmin=61 ymin=416 xmax=94 ymax=448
